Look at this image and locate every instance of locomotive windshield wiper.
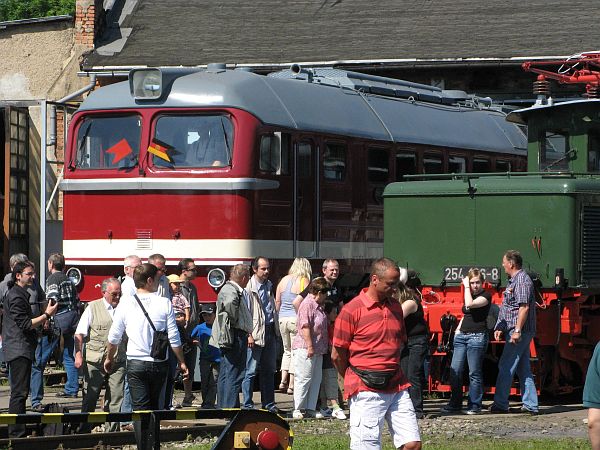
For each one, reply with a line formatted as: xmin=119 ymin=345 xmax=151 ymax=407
xmin=544 ymin=148 xmax=577 ymax=171
xmin=73 ymin=121 xmax=93 ymax=170
xmin=220 ymin=117 xmax=232 ymax=165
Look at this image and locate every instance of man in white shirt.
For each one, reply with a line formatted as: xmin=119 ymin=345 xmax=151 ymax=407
xmin=74 ymin=278 xmax=126 ymax=433
xmin=105 ymin=263 xmax=188 ymax=449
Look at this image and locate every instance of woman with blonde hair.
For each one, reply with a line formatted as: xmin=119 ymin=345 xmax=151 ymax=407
xmin=275 ymin=257 xmax=312 ymax=394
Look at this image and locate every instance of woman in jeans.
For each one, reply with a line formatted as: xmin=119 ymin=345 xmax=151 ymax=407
xmin=292 ymin=277 xmax=330 ymax=419
xmin=275 ymin=257 xmax=311 ymax=394
xmin=441 ymin=268 xmax=491 ymax=415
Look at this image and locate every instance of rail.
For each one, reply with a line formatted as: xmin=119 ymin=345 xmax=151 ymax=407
xmin=403 ymin=171 xmax=599 ymax=181
xmin=0 ymin=408 xmax=291 ymax=450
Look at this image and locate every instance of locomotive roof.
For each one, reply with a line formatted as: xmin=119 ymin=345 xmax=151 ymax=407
xmin=507 ymin=98 xmax=600 ymax=125
xmin=80 ymin=68 xmax=527 ymax=154
xmin=384 ymin=175 xmax=600 ymax=197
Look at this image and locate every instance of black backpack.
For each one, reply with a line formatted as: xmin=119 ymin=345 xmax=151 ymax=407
xmin=40 ymin=403 xmax=72 ymax=436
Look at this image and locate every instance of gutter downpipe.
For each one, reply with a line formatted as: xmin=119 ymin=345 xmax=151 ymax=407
xmin=41 ymin=74 xmax=97 ymax=286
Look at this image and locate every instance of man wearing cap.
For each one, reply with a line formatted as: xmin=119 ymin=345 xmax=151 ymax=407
xmin=74 ymin=278 xmax=126 ymax=432
xmin=191 ymin=304 xmax=220 ymax=408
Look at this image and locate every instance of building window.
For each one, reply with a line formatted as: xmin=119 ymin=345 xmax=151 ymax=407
xmin=323 ymin=143 xmax=346 ymax=181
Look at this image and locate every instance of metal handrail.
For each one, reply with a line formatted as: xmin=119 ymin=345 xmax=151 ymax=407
xmin=403 ymin=171 xmax=600 ymax=181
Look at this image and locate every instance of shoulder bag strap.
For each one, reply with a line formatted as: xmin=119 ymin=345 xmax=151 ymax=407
xmin=133 ymin=293 xmax=157 ymax=332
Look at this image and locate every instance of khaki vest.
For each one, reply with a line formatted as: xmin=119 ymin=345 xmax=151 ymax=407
xmin=85 ymin=299 xmax=127 ymax=365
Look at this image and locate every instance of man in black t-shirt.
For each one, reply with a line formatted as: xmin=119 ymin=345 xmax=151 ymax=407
xmin=294 ymin=258 xmax=342 ymax=307
xmin=45 ymin=253 xmax=80 ymax=398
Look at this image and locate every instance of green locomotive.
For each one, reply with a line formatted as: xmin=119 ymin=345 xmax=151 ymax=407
xmin=384 ymin=85 xmax=600 ymax=394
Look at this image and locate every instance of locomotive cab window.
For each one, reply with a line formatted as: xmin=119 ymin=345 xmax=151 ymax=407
xmin=540 ymin=131 xmax=569 ymax=171
xmin=259 ymin=132 xmax=290 ymax=175
xmin=74 ymin=115 xmax=141 ymax=170
xmin=588 ymin=132 xmax=600 ymax=172
xmin=396 ymin=151 xmax=417 ymax=181
xmin=323 ymin=143 xmax=346 ymax=181
xmin=152 ymin=115 xmax=233 ymax=168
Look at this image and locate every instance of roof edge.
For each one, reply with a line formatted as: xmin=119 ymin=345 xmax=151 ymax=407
xmin=81 ymin=55 xmax=575 ymax=74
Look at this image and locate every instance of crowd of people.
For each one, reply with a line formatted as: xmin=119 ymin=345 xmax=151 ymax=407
xmin=2 ymin=249 xmax=600 ymax=449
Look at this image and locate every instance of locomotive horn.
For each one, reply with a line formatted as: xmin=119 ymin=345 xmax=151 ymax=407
xmin=290 ymin=63 xmax=302 ymax=74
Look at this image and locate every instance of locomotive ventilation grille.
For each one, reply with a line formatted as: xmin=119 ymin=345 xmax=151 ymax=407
xmin=136 ymin=229 xmax=153 ymax=250
xmin=581 ymin=205 xmax=600 ymax=284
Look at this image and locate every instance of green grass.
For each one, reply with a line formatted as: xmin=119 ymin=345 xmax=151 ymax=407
xmin=183 ymin=434 xmax=590 ymax=449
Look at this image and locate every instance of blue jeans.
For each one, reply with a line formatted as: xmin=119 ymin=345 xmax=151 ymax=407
xmin=242 ymin=325 xmax=277 ymax=410
xmin=493 ymin=330 xmax=538 ymax=412
xmin=30 ymin=335 xmax=57 ymax=407
xmin=217 ymin=329 xmax=247 ymax=408
xmin=62 ymin=333 xmax=79 ymax=395
xmin=448 ymin=332 xmax=488 ymax=410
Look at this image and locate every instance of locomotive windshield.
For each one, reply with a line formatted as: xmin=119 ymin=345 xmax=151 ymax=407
xmin=152 ymin=114 xmax=233 ymax=168
xmin=74 ymin=115 xmax=141 ymax=170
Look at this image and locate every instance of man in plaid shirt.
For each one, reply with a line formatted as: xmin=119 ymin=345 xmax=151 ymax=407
xmin=490 ymin=250 xmax=539 ymax=414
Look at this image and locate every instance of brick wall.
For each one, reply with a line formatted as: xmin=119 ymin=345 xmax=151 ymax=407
xmin=75 ymin=0 xmax=103 ymax=47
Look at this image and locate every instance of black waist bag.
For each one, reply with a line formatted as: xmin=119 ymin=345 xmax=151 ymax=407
xmin=151 ymin=330 xmax=170 ymax=360
xmin=350 ymin=364 xmax=397 ymax=390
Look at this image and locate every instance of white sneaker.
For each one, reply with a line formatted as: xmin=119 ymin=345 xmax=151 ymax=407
xmin=292 ymin=410 xmax=304 ymax=419
xmin=332 ymin=408 xmax=347 ymax=420
xmin=319 ymin=408 xmax=333 ymax=418
xmin=314 ymin=410 xmax=324 ymax=419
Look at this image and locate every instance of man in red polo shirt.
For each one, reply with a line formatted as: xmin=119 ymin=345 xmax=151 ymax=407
xmin=332 ymin=258 xmax=421 ymax=450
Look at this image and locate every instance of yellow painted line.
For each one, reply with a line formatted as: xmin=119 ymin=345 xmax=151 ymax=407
xmin=41 ymin=413 xmax=63 ymax=424
xmin=88 ymin=412 xmax=109 ymax=423
xmin=175 ymin=410 xmax=198 ymax=420
xmin=0 ymin=414 xmax=17 ymax=424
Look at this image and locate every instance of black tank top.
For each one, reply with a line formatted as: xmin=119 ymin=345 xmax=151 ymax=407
xmin=405 ymin=300 xmax=428 ymax=337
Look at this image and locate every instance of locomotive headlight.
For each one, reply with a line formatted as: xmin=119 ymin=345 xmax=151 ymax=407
xmin=129 ymin=69 xmax=162 ymax=100
xmin=66 ymin=267 xmax=83 ymax=286
xmin=207 ymin=268 xmax=226 ymax=289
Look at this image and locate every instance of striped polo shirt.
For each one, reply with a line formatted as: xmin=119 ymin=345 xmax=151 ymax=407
xmin=495 ymin=269 xmax=536 ymax=333
xmin=333 ymin=288 xmax=410 ymax=399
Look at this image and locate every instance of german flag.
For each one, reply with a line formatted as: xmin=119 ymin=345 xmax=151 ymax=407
xmin=148 ymin=139 xmax=173 ymax=163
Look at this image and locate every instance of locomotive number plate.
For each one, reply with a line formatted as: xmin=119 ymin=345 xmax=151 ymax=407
xmin=443 ymin=266 xmax=500 ymax=282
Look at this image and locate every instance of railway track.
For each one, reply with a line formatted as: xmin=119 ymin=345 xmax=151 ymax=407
xmin=0 ymin=423 xmax=225 ymax=449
